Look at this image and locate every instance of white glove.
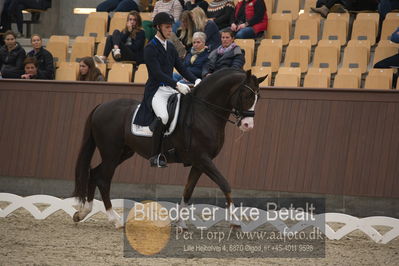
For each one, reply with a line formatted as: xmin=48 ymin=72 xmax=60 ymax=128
xmin=176 ymin=82 xmax=191 ymax=95
xmin=194 ymin=78 xmax=201 ymax=87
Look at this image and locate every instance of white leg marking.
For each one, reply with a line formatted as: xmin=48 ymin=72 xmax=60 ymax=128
xmin=107 ymin=208 xmax=124 ymax=229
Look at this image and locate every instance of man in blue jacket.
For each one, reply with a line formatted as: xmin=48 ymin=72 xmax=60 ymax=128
xmin=134 ymin=12 xmax=201 ymax=168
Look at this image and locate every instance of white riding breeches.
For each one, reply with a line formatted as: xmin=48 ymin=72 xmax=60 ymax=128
xmin=152 ymin=85 xmax=177 ymax=125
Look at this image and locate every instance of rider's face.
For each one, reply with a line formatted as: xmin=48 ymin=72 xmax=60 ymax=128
xmin=159 ymin=24 xmax=172 ymax=40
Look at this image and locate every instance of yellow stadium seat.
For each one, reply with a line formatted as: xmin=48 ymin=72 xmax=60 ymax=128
xmin=368 ymin=68 xmax=394 ymax=86
xmin=313 ymin=45 xmax=339 ymax=73
xmin=303 ymin=73 xmax=329 ymax=88
xmin=289 ymin=39 xmax=311 ymax=59
xmin=347 ymin=39 xmax=371 ymax=62
xmin=298 ymin=12 xmax=321 ymax=24
xmin=256 ymin=39 xmax=282 ymax=72
xmin=271 ymin=12 xmax=293 ymax=23
xmin=274 ymin=73 xmax=300 ymax=87
xmin=338 ymin=67 xmax=362 ymax=82
xmin=351 ymin=19 xmax=377 ymax=45
xmin=84 ymin=17 xmax=106 ymax=43
xmin=373 ymin=45 xmax=398 ymax=66
xmin=134 ymin=64 xmax=148 ymax=83
xmin=96 ymin=63 xmax=107 ymax=77
xmin=58 ymin=62 xmax=79 ymax=76
xmin=70 ymin=41 xmax=92 ymax=62
xmin=294 ymin=18 xmax=319 ymax=45
xmin=49 ymin=35 xmax=69 ymax=46
xmin=303 ymin=0 xmax=317 ymax=13
xmin=333 ymin=74 xmax=359 ymax=89
xmin=364 ymin=75 xmax=391 ymax=90
xmin=266 ymin=19 xmax=291 ymax=45
xmin=342 ymin=46 xmax=369 ymax=73
xmin=326 ymin=12 xmax=349 ymax=27
xmin=277 ymin=66 xmax=301 ymax=80
xmin=251 ymin=66 xmax=272 ymax=86
xmin=356 ymin=13 xmax=379 ymax=31
xmin=55 ymin=62 xmax=79 ymax=81
xmin=111 ymin=63 xmax=134 ymax=81
xmin=381 ymin=18 xmax=399 ymax=41
xmin=235 ymin=39 xmax=255 ymax=70
xmin=107 ymin=68 xmax=130 ymax=82
xmin=109 ymin=12 xmax=129 ymax=33
xmin=264 ymin=0 xmax=274 ymax=18
xmin=322 ymin=19 xmax=348 ymax=46
xmin=88 ymin=12 xmax=108 ymax=24
xmin=308 ymin=67 xmax=331 ymax=84
xmin=276 ymin=0 xmax=300 ymax=20
xmin=75 ymin=36 xmax=96 ymax=55
xmin=46 ymin=41 xmax=68 ymax=66
xmin=317 ymin=39 xmax=341 ymax=61
xmin=284 ymin=45 xmax=309 ymax=73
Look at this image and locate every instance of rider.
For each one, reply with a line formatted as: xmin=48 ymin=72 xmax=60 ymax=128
xmin=134 ymin=12 xmax=201 ymax=168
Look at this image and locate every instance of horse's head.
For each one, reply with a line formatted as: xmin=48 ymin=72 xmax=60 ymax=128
xmin=232 ymin=70 xmax=267 ymax=132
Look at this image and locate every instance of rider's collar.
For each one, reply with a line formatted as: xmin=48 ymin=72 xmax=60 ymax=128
xmin=155 ymin=35 xmax=167 ymax=50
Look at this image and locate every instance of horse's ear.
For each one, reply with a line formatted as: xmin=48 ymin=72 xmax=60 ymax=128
xmin=257 ymin=74 xmax=268 ymax=84
xmin=246 ymin=69 xmax=252 ymax=79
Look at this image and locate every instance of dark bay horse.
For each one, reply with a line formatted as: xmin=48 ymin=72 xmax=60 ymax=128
xmin=73 ymin=68 xmax=267 ymax=228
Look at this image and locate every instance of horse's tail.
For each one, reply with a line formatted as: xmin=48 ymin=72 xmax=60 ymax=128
xmin=73 ymin=105 xmax=99 ymax=204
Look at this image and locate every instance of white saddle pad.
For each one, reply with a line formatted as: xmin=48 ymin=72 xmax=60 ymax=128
xmin=131 ymin=94 xmax=181 ymax=137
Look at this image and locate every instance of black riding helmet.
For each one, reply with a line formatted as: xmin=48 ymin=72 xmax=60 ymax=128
xmin=153 ymin=12 xmax=174 ymax=27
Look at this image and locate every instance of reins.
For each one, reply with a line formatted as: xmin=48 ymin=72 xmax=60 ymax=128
xmin=191 ymin=83 xmax=258 ymax=126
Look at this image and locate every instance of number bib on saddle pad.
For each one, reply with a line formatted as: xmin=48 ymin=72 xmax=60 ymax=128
xmin=131 ymin=93 xmax=181 ymax=137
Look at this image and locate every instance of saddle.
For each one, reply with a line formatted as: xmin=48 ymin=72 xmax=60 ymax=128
xmin=131 ymin=93 xmax=181 ymax=137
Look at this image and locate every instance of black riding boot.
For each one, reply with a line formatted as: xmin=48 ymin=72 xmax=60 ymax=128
xmin=149 ymin=117 xmax=167 ymax=168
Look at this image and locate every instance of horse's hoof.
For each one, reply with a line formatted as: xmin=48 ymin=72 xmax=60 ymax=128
xmin=115 ymin=224 xmax=125 ymax=230
xmin=73 ymin=211 xmax=81 ymax=223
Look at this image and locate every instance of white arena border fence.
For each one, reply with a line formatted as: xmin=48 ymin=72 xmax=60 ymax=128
xmin=1 ymin=193 xmax=398 ymax=244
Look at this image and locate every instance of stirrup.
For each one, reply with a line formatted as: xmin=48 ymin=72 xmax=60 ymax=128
xmin=149 ymin=153 xmax=167 ymax=168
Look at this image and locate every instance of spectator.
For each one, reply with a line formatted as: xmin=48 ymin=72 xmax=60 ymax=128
xmin=96 ymin=0 xmax=141 ymax=12
xmin=173 ymin=31 xmax=209 ymax=82
xmin=78 ymin=57 xmax=105 ymax=82
xmin=152 ymin=0 xmax=183 ymax=24
xmin=26 ymin=34 xmax=54 ymax=79
xmin=311 ymin=0 xmax=350 ymax=17
xmin=0 ymin=30 xmax=25 ymax=78
xmin=202 ymin=29 xmax=244 ymax=77
xmin=207 ymin=0 xmax=235 ymax=30
xmin=185 ymin=0 xmax=208 ymax=12
xmin=21 ymin=57 xmax=46 ymax=79
xmin=379 ymin=0 xmax=399 ymax=20
xmin=2 ymin=0 xmax=51 ymax=37
xmin=374 ymin=27 xmax=399 ymax=87
xmin=231 ymin=0 xmax=268 ymax=39
xmin=192 ymin=7 xmax=221 ymax=51
xmin=176 ymin=10 xmax=196 ymax=52
xmin=95 ymin=11 xmax=145 ymax=65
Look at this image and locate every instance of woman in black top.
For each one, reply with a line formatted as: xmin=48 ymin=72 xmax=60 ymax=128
xmin=27 ymin=34 xmax=55 ymax=80
xmin=207 ymin=0 xmax=235 ymax=30
xmin=95 ymin=11 xmax=146 ymax=65
xmin=0 ymin=30 xmax=26 ymax=78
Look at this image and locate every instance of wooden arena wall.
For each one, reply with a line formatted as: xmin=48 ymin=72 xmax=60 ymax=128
xmin=1 ymin=79 xmax=399 ymax=198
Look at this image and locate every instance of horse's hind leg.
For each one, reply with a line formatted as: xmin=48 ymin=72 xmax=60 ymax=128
xmin=94 ymin=160 xmax=123 ymax=228
xmin=96 ymin=147 xmax=135 ymax=229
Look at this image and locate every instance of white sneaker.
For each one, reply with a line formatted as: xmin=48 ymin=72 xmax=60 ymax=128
xmin=94 ymin=55 xmax=106 ymax=64
xmin=112 ymin=48 xmax=121 ymax=60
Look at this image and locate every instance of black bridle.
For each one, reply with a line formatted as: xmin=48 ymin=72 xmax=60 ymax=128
xmin=192 ymin=81 xmax=259 ymax=126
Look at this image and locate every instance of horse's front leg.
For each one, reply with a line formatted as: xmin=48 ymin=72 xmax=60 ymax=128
xmin=176 ymin=166 xmax=203 ymax=230
xmin=196 ymin=156 xmax=241 ymax=228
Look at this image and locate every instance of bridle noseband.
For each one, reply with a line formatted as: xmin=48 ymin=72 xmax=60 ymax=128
xmin=192 ymin=82 xmax=259 ymax=126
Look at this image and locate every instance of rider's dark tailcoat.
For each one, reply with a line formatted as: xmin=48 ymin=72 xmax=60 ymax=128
xmin=134 ymin=38 xmax=197 ymax=126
